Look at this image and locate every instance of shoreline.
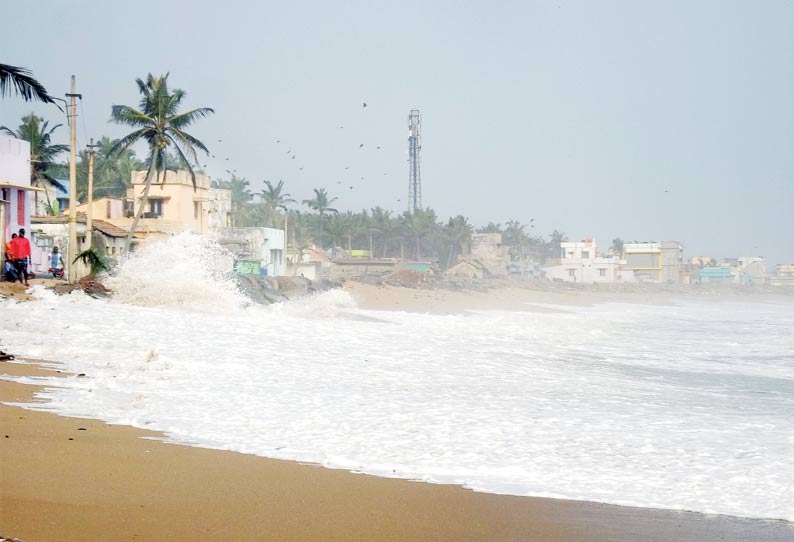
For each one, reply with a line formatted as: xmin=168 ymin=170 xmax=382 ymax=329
xmin=2 ymin=359 xmax=792 ymax=541
xmin=341 ymin=279 xmax=793 ymax=313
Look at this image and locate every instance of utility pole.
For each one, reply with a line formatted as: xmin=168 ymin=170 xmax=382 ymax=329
xmin=66 ymin=76 xmax=81 ymax=283
xmin=86 ymin=138 xmax=98 ymax=250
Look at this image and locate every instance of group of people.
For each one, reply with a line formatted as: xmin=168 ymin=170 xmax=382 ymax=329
xmin=4 ymin=228 xmax=32 ymax=286
xmin=4 ymin=228 xmax=66 ymax=285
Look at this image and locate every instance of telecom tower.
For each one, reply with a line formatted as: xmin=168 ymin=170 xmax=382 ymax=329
xmin=408 ymin=109 xmax=422 ymax=212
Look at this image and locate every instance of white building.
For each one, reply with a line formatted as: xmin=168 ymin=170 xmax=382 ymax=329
xmin=1 ymin=134 xmax=46 ymax=265
xmin=213 ymin=226 xmax=285 ymax=276
xmin=735 ymin=257 xmax=767 ymax=285
xmin=543 ymin=238 xmax=635 ymax=283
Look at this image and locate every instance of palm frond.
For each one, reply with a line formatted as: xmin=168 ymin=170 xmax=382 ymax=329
xmin=110 ymin=105 xmax=154 ymax=127
xmin=107 ymin=128 xmax=151 ymax=157
xmin=0 ymin=63 xmax=55 ymax=104
xmin=168 ymin=107 xmax=215 ymax=129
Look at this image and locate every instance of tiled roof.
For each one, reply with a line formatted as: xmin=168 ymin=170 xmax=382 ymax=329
xmin=92 ymin=219 xmax=129 ymax=238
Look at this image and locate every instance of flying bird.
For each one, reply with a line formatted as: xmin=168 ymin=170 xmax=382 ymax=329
xmin=292 ymin=155 xmax=295 ymax=159
xmin=376 ymin=146 xmax=381 ymax=149
xmin=349 ymin=186 xmax=354 ymax=190
xmin=362 ymin=102 xmax=367 ymax=108
xmin=359 ymin=144 xmax=364 ymax=148
xmin=299 ymin=167 xmax=304 ymax=171
xmin=218 ymin=139 xmax=222 ymax=142
xmin=276 ymin=140 xmax=281 ymax=143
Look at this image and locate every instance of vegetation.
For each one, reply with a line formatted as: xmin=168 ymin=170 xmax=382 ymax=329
xmin=0 ymin=63 xmax=56 ymax=104
xmin=73 ymin=247 xmax=112 ymax=275
xmin=1 ymin=70 xmax=578 ymax=271
xmin=302 ymin=188 xmax=339 ymax=248
xmin=109 ymin=73 xmax=214 ymax=254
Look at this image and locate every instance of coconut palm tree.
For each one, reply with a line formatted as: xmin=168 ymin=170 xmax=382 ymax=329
xmin=302 ymin=188 xmax=338 ymax=248
xmin=546 ymin=229 xmax=568 ymax=259
xmin=1 ymin=114 xmax=69 ymax=213
xmin=476 ymin=222 xmax=503 ymax=234
xmin=369 ymin=206 xmax=397 ymax=257
xmin=219 ymin=174 xmax=253 ymax=226
xmin=261 ymin=179 xmax=296 ymax=227
xmin=400 ymin=208 xmax=436 ymax=260
xmin=108 ymin=73 xmax=214 ymax=253
xmin=443 ymin=215 xmax=473 ymax=268
xmin=0 ymin=63 xmax=56 ymax=104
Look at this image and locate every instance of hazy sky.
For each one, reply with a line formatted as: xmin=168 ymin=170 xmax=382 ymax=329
xmin=3 ymin=0 xmax=792 ymax=263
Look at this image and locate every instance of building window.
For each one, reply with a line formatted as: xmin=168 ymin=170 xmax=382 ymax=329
xmin=106 ymin=200 xmax=112 ymax=218
xmin=568 ymin=269 xmax=576 ymax=277
xmin=194 ymin=201 xmax=200 ymax=219
xmin=149 ymin=199 xmax=163 ymax=216
xmin=599 ymin=268 xmax=606 ymax=277
xmin=34 ymin=234 xmax=54 ymax=250
xmin=582 ymin=251 xmax=590 ymax=259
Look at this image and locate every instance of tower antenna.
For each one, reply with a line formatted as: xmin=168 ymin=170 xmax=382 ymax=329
xmin=408 ymin=110 xmax=422 ymax=212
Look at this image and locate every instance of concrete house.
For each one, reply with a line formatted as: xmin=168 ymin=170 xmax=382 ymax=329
xmin=543 ymin=239 xmax=634 ymax=283
xmin=623 ymin=241 xmax=683 ymax=283
xmin=1 ymin=134 xmax=45 ymax=266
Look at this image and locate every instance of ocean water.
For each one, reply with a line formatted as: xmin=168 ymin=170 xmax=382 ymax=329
xmin=1 ymin=234 xmax=793 ymax=522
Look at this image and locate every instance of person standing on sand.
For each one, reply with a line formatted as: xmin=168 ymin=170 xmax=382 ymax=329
xmin=4 ymin=233 xmax=18 ymax=282
xmin=10 ymin=228 xmax=31 ymax=286
xmin=4 ymin=232 xmax=17 ymax=262
xmin=50 ymin=246 xmax=64 ymax=278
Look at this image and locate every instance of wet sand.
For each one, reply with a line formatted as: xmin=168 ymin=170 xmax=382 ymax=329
xmin=2 ymin=360 xmax=792 ymax=542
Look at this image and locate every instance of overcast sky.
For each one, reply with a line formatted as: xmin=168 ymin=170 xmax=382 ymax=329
xmin=2 ymin=0 xmax=792 ymax=263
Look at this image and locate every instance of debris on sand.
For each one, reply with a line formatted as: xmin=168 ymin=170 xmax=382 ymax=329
xmin=51 ymin=275 xmax=112 ymax=298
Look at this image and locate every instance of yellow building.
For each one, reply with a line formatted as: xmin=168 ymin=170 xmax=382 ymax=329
xmin=71 ymin=197 xmax=125 ymax=220
xmin=128 ymin=170 xmax=211 ymax=232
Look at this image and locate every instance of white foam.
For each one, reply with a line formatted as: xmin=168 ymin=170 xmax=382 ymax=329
xmin=2 ymin=237 xmax=793 ymax=523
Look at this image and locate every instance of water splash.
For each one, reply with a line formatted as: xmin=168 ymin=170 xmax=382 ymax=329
xmin=105 ymin=233 xmax=247 ymax=311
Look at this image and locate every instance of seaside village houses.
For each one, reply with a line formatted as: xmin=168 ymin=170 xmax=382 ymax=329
xmin=0 ymin=134 xmax=783 ymax=285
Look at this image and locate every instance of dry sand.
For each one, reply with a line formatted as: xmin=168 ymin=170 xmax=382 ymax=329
xmin=343 ymin=281 xmax=669 ymax=313
xmin=2 ymin=360 xmax=792 ymax=542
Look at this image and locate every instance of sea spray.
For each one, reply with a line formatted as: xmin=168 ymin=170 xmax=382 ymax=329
xmin=105 ymin=233 xmax=248 ymax=310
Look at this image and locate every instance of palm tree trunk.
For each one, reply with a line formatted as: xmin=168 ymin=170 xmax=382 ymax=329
xmin=318 ymin=213 xmax=324 ymax=249
xmin=123 ymin=148 xmax=158 ymax=257
xmin=416 ymin=236 xmax=421 ymax=260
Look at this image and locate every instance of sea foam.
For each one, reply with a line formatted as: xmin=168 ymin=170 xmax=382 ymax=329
xmin=2 ymin=236 xmax=793 ymax=522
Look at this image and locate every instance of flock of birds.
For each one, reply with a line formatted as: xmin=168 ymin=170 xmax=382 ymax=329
xmin=205 ymin=101 xmax=403 ymax=205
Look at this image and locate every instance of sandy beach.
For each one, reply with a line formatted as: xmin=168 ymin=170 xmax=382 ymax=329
xmin=2 ymin=357 xmax=792 ymax=542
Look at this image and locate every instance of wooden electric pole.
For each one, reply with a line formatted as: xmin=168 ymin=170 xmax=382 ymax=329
xmin=66 ymin=76 xmax=81 ymax=283
xmin=86 ymin=138 xmax=98 ymax=250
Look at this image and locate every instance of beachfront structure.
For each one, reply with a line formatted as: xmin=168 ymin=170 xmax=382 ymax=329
xmin=213 ymin=227 xmax=286 ymax=276
xmin=470 ymin=233 xmax=509 ymax=276
xmin=771 ymin=264 xmax=794 ymax=287
xmin=128 ymin=169 xmax=211 ymax=232
xmin=0 ymin=134 xmax=46 ymax=266
xmin=207 ymin=182 xmax=232 ymax=231
xmin=622 ymin=241 xmax=683 ymax=283
xmin=543 ymin=239 xmax=635 ymax=283
xmin=102 ymin=170 xmax=232 ymax=239
xmin=735 ymin=257 xmax=767 ymax=285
